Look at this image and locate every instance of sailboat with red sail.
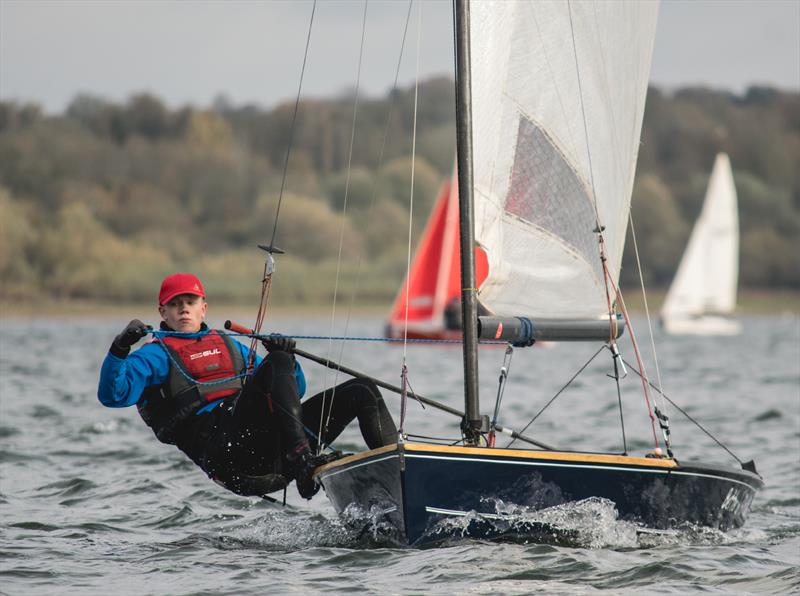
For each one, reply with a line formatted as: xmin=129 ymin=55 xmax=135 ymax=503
xmin=385 ymin=175 xmax=488 ymax=341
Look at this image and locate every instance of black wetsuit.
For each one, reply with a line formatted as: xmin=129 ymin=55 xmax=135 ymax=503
xmin=177 ymin=351 xmax=397 ymax=496
xmin=99 ymin=330 xmax=397 ymax=498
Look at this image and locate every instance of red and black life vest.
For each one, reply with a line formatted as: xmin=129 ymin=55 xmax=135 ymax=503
xmin=137 ymin=330 xmax=246 ymax=444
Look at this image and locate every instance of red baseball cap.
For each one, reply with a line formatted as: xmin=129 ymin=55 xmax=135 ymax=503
xmin=158 ymin=273 xmax=206 ymax=305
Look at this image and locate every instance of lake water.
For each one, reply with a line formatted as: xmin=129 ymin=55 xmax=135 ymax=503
xmin=1 ymin=313 xmax=798 ymax=595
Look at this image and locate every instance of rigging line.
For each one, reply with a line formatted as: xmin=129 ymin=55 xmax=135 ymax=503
xmin=399 ymin=0 xmax=423 ymax=437
xmin=319 ymin=0 xmax=370 ymax=453
xmin=587 ymin=0 xmax=626 ymax=217
xmin=268 ymin=0 xmax=316 ymax=250
xmin=585 ymin=1 xmax=638 ymax=301
xmin=327 ymin=0 xmax=414 ymax=368
xmin=604 ymin=270 xmax=661 ymax=448
xmin=248 ymin=264 xmax=273 ymax=372
xmin=316 ymin=0 xmax=412 ymax=394
xmin=489 ymin=344 xmax=513 ymax=447
xmin=566 ymin=1 xmax=618 ymax=349
xmin=249 ymin=1 xmax=317 ymax=361
xmin=609 ymin=343 xmax=628 ymax=455
xmin=491 ymin=345 xmax=514 ymax=428
xmin=505 ymin=345 xmax=605 ymax=448
xmin=405 ymin=433 xmax=463 ymax=444
xmin=566 ymin=0 xmax=601 ymax=227
xmin=155 ymin=328 xmax=505 ymax=345
xmin=599 ymin=238 xmax=619 ymax=344
xmin=402 ymin=0 xmax=423 ymax=361
xmin=628 ymin=210 xmax=668 ymax=418
xmin=620 ymin=356 xmax=745 ymax=465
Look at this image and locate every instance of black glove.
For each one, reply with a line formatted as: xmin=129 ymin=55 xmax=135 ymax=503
xmin=110 ymin=319 xmax=151 ymax=358
xmin=262 ymin=333 xmax=296 ymax=353
xmin=287 ymin=450 xmax=344 ymax=500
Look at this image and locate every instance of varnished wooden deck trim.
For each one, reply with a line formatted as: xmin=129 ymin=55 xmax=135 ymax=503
xmin=403 ymin=443 xmax=678 ymax=468
xmin=314 ymin=441 xmax=677 ymax=475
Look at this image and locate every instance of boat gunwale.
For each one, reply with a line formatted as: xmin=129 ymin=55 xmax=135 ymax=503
xmin=316 ymin=442 xmax=675 ymax=470
xmin=315 ymin=442 xmax=764 ymax=490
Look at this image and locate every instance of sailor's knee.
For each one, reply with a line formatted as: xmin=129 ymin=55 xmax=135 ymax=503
xmin=342 ymin=377 xmax=383 ymax=403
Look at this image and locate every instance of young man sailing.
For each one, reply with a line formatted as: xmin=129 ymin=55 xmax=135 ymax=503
xmin=98 ymin=273 xmax=397 ymax=499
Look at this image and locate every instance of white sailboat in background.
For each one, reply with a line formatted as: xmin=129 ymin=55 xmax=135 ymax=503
xmin=661 ymin=153 xmax=741 ymax=335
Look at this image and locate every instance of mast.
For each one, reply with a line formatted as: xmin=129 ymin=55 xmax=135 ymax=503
xmin=454 ymin=0 xmax=482 ymax=445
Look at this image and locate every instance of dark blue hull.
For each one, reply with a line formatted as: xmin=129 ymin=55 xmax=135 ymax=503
xmin=316 ymin=443 xmax=763 ymax=546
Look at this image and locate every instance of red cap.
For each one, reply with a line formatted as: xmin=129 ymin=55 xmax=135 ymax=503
xmin=158 ymin=273 xmax=206 ymax=305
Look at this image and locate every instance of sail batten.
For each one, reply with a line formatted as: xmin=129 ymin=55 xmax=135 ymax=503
xmin=469 ymin=0 xmax=658 ymax=320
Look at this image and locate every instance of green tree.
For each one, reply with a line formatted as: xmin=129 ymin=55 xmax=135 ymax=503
xmin=0 ymin=188 xmax=38 ymax=297
xmin=38 ymin=203 xmax=168 ymax=300
xmin=324 ymin=167 xmax=375 ymax=212
xmin=377 ymin=156 xmax=441 ymax=220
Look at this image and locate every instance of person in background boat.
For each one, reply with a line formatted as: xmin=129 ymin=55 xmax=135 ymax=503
xmin=443 ymin=297 xmax=490 ymax=331
xmin=97 ymin=273 xmax=398 ymax=500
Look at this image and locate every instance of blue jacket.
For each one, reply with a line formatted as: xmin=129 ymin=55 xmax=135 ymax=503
xmin=98 ymin=327 xmax=306 ymax=414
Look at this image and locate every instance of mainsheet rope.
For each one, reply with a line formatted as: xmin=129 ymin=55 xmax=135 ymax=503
xmin=146 ymin=327 xmax=495 ymax=454
xmin=144 ymin=328 xmax=504 ymax=387
xmin=318 ymin=0 xmax=370 ymax=453
xmin=149 ymin=329 xmax=504 ymax=343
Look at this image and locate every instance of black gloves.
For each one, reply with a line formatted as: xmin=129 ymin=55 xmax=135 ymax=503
xmin=110 ymin=319 xmax=151 ymax=358
xmin=262 ymin=333 xmax=296 ymax=353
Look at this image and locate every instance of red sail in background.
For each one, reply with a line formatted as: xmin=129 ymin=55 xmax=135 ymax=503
xmin=386 ymin=177 xmax=489 ymax=340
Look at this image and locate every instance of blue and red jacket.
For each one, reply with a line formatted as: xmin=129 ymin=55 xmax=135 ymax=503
xmin=98 ymin=324 xmax=306 ymax=442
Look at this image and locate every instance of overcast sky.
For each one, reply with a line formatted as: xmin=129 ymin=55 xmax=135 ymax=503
xmin=1 ymin=0 xmax=798 ymax=114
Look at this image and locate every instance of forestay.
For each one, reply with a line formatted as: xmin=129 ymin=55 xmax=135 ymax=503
xmin=469 ymin=0 xmax=659 ymax=320
xmin=661 ymin=153 xmax=739 ymax=319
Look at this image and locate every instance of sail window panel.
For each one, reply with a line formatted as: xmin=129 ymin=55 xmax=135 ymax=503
xmin=505 ymin=116 xmax=603 ymax=285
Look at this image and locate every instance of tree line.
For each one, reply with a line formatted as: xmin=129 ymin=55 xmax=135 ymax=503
xmin=0 ymin=79 xmax=797 ymax=307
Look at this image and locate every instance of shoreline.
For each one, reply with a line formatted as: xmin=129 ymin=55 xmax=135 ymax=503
xmin=0 ymin=300 xmax=391 ymax=320
xmin=1 ymin=288 xmax=797 ymax=319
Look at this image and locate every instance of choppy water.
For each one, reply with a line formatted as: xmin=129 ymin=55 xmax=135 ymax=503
xmin=1 ymin=313 xmax=798 ymax=595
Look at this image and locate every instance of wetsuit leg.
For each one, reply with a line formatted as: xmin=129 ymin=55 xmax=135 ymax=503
xmin=199 ymin=351 xmax=311 ymax=496
xmin=301 ymin=377 xmax=398 ymax=450
xmin=233 ymin=350 xmax=311 ymax=456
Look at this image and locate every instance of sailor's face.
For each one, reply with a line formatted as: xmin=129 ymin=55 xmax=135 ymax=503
xmin=159 ymin=294 xmax=207 ymax=333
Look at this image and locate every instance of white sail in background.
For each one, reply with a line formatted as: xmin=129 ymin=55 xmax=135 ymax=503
xmin=661 ymin=153 xmax=741 ymax=335
xmin=468 ymin=0 xmax=658 ymax=320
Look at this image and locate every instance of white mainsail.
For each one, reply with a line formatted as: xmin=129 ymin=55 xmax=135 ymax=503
xmin=661 ymin=153 xmax=740 ymax=333
xmin=469 ymin=0 xmax=658 ymax=320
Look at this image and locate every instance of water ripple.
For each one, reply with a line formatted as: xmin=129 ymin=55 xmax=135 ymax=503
xmin=1 ymin=315 xmax=798 ymax=595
